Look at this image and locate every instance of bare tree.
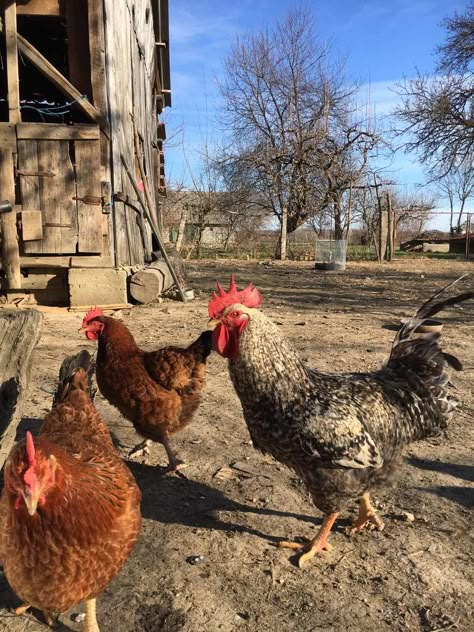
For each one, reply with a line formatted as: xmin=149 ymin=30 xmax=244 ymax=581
xmin=394 ymin=3 xmax=474 ymax=176
xmin=434 ymin=159 xmax=474 ymax=234
xmin=218 ymin=7 xmax=379 ymax=258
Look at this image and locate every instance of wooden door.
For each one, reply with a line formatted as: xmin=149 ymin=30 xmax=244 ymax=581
xmin=17 ymin=123 xmax=103 ymax=255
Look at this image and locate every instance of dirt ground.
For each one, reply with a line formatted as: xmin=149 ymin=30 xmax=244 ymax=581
xmin=0 ymin=258 xmax=473 ymax=632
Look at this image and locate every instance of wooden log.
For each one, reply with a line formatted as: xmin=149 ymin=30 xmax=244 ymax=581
xmin=0 ymin=147 xmax=22 ymax=289
xmin=129 ymin=261 xmax=173 ymax=304
xmin=0 ymin=309 xmax=43 ymax=469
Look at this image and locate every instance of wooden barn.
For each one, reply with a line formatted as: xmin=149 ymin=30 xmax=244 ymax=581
xmin=0 ymin=0 xmax=171 ymax=305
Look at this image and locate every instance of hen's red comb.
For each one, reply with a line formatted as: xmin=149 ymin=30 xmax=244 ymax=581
xmin=23 ymin=431 xmax=38 ymax=491
xmin=208 ymin=274 xmax=262 ymax=318
xmin=26 ymin=431 xmax=35 ymax=466
xmin=82 ymin=306 xmax=104 ymax=327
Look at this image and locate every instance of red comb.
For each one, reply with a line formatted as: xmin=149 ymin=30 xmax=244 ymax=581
xmin=208 ymin=274 xmax=262 ymax=318
xmin=24 ymin=432 xmax=38 ymax=491
xmin=82 ymin=306 xmax=104 ymax=327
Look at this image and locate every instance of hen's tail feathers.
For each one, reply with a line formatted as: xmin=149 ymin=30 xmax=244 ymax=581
xmin=186 ymin=329 xmax=213 ymax=359
xmin=53 ymin=350 xmax=96 ymax=406
xmin=388 ymin=274 xmax=473 ymax=418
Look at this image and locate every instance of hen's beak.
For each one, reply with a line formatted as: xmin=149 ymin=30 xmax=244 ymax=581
xmin=22 ymin=489 xmax=41 ymax=516
xmin=208 ymin=319 xmax=220 ymax=329
xmin=78 ymin=326 xmax=87 ymax=333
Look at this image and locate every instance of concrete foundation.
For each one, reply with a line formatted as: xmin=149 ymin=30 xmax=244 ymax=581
xmin=68 ymin=268 xmax=128 ymax=307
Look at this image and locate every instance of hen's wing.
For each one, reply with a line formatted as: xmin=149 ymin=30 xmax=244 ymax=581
xmin=143 ymin=330 xmax=212 ymax=391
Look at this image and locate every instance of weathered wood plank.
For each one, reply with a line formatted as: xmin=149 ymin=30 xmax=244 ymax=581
xmin=57 ymin=141 xmax=78 ymax=254
xmin=16 ymin=0 xmax=60 ymax=16
xmin=0 ymin=309 xmax=43 ymax=469
xmin=21 ymin=210 xmax=43 ymax=241
xmin=65 ymin=0 xmax=91 ymax=98
xmin=88 ymin=0 xmax=108 ymax=116
xmin=16 ymin=34 xmax=102 ymax=125
xmin=0 ymin=147 xmax=21 ymax=288
xmin=5 ymin=1 xmax=21 ymax=123
xmin=17 ymin=139 xmax=43 ymax=254
xmin=37 ymin=140 xmax=61 ymax=253
xmin=75 ymin=141 xmax=102 ymax=253
xmin=17 ymin=123 xmax=100 ymax=141
xmin=0 ymin=123 xmax=16 ymax=148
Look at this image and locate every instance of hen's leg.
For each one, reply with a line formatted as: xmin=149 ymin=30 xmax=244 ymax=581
xmin=162 ymin=434 xmax=186 ymax=472
xmin=14 ymin=604 xmax=53 ymax=626
xmin=277 ymin=511 xmax=339 ymax=568
xmin=83 ymin=599 xmax=100 ymax=632
xmin=349 ymin=492 xmax=385 ymax=534
xmin=14 ymin=603 xmax=31 ymax=616
xmin=128 ymin=439 xmax=151 ymax=460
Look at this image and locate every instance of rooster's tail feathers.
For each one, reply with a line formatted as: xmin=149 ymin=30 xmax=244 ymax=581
xmin=53 ymin=350 xmax=96 ymax=406
xmin=388 ymin=275 xmax=473 ymax=417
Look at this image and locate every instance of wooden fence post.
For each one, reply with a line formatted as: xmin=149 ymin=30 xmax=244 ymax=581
xmin=0 ymin=309 xmax=43 ymax=469
xmin=0 ymin=147 xmax=22 ymax=289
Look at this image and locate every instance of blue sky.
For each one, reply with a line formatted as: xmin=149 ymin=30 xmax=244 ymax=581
xmin=163 ymin=0 xmax=471 ymax=230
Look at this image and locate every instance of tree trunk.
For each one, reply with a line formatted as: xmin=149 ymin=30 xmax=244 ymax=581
xmin=175 ymin=213 xmax=187 ymax=252
xmin=334 ymin=205 xmax=344 ymax=241
xmin=280 ymin=205 xmax=288 ymax=260
xmin=0 ymin=309 xmax=43 ymax=468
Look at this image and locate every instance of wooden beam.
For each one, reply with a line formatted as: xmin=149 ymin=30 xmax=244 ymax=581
xmin=4 ymin=1 xmax=21 ymax=123
xmin=16 ymin=33 xmax=103 ymax=125
xmin=17 ymin=122 xmax=101 ymax=140
xmin=16 ymin=0 xmax=60 ymax=16
xmin=0 ymin=147 xmax=22 ymax=289
xmin=0 ymin=123 xmax=17 ymax=148
xmin=88 ymin=0 xmax=108 ymax=116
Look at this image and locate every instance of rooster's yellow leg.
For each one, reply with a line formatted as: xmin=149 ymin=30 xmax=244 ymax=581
xmin=83 ymin=599 xmax=100 ymax=632
xmin=350 ymin=493 xmax=385 ymax=534
xmin=277 ymin=511 xmax=339 ymax=568
xmin=14 ymin=603 xmax=31 ymax=616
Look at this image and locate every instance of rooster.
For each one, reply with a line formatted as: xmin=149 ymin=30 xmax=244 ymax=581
xmin=0 ymin=350 xmax=141 ymax=631
xmin=208 ymin=275 xmax=473 ymax=567
xmin=80 ymin=308 xmax=213 ymax=471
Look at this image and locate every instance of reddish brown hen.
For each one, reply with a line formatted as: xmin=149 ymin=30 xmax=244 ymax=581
xmin=80 ymin=307 xmax=213 ymax=471
xmin=0 ymin=350 xmax=141 ymax=631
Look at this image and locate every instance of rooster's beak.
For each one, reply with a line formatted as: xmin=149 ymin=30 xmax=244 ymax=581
xmin=208 ymin=319 xmax=220 ymax=329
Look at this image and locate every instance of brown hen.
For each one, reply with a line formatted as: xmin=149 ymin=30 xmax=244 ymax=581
xmin=0 ymin=350 xmax=141 ymax=631
xmin=80 ymin=308 xmax=213 ymax=470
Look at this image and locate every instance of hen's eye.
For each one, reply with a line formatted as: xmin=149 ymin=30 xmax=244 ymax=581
xmin=230 ymin=311 xmax=239 ymax=318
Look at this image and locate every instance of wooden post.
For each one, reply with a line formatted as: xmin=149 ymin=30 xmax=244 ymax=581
xmin=4 ymin=0 xmax=21 ymax=123
xmin=0 ymin=309 xmax=43 ymax=468
xmin=0 ymin=147 xmax=21 ymax=289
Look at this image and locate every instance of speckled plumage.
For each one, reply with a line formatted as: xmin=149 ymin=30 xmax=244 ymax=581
xmin=224 ymin=282 xmax=473 ymax=515
xmin=0 ymin=351 xmax=141 ymax=615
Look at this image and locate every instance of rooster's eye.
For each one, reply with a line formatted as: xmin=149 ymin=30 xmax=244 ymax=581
xmin=230 ymin=311 xmax=239 ymax=318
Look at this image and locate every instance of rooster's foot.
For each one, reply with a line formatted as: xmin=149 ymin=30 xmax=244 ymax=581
xmin=349 ymin=493 xmax=385 ymax=535
xmin=276 ymin=512 xmax=339 ymax=568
